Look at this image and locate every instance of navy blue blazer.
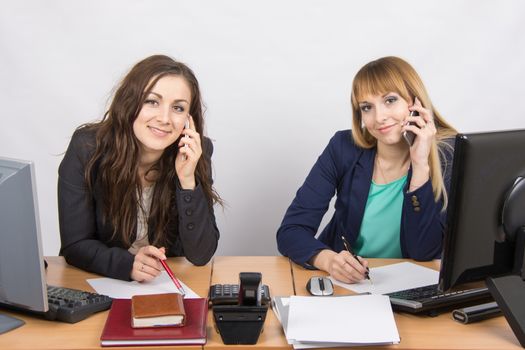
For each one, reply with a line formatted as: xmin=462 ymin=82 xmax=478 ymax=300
xmin=276 ymin=130 xmax=454 ymax=268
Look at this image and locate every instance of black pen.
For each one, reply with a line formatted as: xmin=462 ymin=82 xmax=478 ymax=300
xmin=341 ymin=235 xmax=372 ymax=283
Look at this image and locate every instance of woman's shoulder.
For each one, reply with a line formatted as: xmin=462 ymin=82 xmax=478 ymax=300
xmin=322 ymin=130 xmax=372 ymax=174
xmin=329 ymin=129 xmax=357 ymax=145
xmin=72 ymin=125 xmax=97 ymax=141
xmin=327 ymin=129 xmax=362 ymax=155
xmin=202 ymin=135 xmax=213 ymax=156
xmin=438 ymin=136 xmax=456 ymax=161
xmin=64 ymin=125 xmax=99 ymax=163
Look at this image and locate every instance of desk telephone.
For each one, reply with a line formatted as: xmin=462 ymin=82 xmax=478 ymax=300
xmin=209 ymin=283 xmax=270 ymax=306
xmin=211 ymin=272 xmax=269 ymax=345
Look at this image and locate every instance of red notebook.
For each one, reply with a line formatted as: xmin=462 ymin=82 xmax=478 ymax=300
xmin=100 ymin=298 xmax=208 ymax=347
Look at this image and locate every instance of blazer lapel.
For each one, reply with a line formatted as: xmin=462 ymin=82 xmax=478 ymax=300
xmin=344 ymin=148 xmax=375 ymax=244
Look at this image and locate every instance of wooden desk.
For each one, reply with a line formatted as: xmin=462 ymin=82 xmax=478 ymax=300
xmin=292 ymin=258 xmax=522 ymax=350
xmin=1 ymin=257 xmax=522 ymax=350
xmin=0 ymin=256 xmax=211 ymax=350
xmin=205 ymin=256 xmax=294 ymax=350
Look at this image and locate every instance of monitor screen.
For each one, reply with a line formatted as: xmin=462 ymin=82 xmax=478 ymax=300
xmin=0 ymin=157 xmax=48 ymax=313
xmin=439 ymin=129 xmax=525 ymax=291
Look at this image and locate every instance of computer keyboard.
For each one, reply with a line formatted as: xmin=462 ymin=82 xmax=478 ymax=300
xmin=44 ymin=285 xmax=112 ymax=323
xmin=387 ymin=284 xmax=492 ymax=314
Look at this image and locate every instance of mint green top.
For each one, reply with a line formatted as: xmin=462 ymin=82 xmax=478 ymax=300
xmin=353 ymin=175 xmax=407 ymax=258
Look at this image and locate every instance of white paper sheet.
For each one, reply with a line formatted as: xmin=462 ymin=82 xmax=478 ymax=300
xmin=330 ymin=261 xmax=439 ymax=295
xmin=87 ymin=271 xmax=200 ymax=299
xmin=286 ymin=295 xmax=399 ymax=345
xmin=272 ymin=296 xmax=350 ymax=349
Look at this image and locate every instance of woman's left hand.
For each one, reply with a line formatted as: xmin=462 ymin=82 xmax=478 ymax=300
xmin=402 ymin=97 xmax=436 ymax=191
xmin=176 ymin=115 xmax=202 ymax=190
xmin=403 ymin=97 xmax=436 ymax=164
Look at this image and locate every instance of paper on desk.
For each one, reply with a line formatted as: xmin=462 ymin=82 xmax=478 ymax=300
xmin=87 ymin=271 xmax=200 ymax=299
xmin=272 ymin=296 xmax=350 ymax=349
xmin=286 ymin=295 xmax=399 ymax=345
xmin=330 ymin=261 xmax=439 ymax=295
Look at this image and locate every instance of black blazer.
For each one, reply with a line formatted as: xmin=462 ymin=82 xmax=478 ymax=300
xmin=58 ymin=128 xmax=219 ymax=280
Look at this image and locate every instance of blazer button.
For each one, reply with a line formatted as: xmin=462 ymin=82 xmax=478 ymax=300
xmin=412 ymin=201 xmax=420 ymax=207
xmin=411 ymin=195 xmax=418 ymax=201
xmin=414 ymin=207 xmax=421 ymax=212
xmin=185 ymin=209 xmax=193 ymax=216
xmin=187 ymin=223 xmax=195 ymax=230
xmin=184 ymin=195 xmax=192 ymax=203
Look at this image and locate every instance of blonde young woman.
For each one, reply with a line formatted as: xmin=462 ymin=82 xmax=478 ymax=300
xmin=277 ymin=56 xmax=456 ymax=283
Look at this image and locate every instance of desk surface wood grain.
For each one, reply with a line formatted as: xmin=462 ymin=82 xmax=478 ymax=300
xmin=0 ymin=256 xmax=210 ymax=350
xmin=0 ymin=256 xmax=522 ymax=350
xmin=292 ymin=258 xmax=521 ymax=350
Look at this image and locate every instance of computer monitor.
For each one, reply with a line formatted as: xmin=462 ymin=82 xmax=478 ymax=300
xmin=439 ymin=129 xmax=525 ymax=291
xmin=0 ymin=157 xmax=48 ymax=315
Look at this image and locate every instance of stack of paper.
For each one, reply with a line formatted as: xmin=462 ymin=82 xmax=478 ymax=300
xmin=272 ymin=295 xmax=400 ymax=349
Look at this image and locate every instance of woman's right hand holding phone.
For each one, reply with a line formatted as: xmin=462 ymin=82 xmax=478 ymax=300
xmin=175 ymin=115 xmax=202 ymax=190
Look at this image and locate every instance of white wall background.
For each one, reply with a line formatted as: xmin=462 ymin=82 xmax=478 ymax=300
xmin=1 ymin=0 xmax=524 ymax=257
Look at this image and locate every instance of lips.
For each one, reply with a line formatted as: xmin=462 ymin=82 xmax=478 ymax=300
xmin=377 ymin=124 xmax=396 ymax=134
xmin=148 ymin=126 xmax=171 ymax=136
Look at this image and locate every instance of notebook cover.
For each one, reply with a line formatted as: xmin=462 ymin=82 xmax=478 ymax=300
xmin=131 ymin=293 xmax=185 ymax=327
xmin=100 ymin=298 xmax=207 ymax=347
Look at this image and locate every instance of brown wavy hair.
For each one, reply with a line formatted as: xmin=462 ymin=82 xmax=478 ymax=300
xmin=350 ymin=56 xmax=457 ymax=210
xmin=82 ymin=55 xmax=221 ymax=247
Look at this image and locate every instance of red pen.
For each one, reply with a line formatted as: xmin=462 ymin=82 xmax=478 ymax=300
xmin=159 ymin=259 xmax=186 ymax=296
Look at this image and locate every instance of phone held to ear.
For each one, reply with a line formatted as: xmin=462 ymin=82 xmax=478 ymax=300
xmin=403 ymin=109 xmax=419 ymax=146
xmin=183 ymin=117 xmax=190 ymax=159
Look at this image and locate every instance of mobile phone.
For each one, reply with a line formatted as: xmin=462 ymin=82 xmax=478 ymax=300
xmin=403 ymin=110 xmax=419 ymax=146
xmin=183 ymin=117 xmax=190 ymax=159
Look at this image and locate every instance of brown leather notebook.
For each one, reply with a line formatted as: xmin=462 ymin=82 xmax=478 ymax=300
xmin=131 ymin=293 xmax=185 ymax=328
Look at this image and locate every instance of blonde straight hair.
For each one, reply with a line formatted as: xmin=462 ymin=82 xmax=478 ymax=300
xmin=350 ymin=56 xmax=457 ymax=210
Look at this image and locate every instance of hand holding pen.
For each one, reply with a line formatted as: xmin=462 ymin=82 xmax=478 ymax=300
xmin=341 ymin=235 xmax=372 ymax=283
xmin=159 ymin=259 xmax=186 ymax=296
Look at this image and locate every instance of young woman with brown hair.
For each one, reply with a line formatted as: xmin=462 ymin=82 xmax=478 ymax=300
xmin=58 ymin=55 xmax=221 ymax=282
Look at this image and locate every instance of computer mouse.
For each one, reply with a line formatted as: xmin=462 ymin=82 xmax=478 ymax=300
xmin=306 ymin=276 xmax=334 ymax=296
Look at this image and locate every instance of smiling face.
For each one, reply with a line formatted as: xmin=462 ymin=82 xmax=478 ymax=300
xmin=133 ymin=75 xmax=191 ymax=161
xmin=358 ymin=92 xmax=411 ymax=146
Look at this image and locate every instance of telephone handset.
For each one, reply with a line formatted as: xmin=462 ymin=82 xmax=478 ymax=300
xmin=183 ymin=117 xmax=190 ymax=160
xmin=403 ymin=109 xmax=420 ymax=146
xmin=211 ymin=272 xmax=268 ymax=345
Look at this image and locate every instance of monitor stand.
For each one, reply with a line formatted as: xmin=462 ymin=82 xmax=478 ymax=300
xmin=513 ymin=227 xmax=525 ymax=279
xmin=0 ymin=313 xmax=25 ymax=334
xmin=487 ymin=274 xmax=525 ymax=347
xmin=487 ymin=226 xmax=525 ymax=348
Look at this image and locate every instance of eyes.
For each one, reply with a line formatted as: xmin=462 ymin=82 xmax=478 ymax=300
xmin=359 ymin=94 xmax=399 ymax=113
xmin=144 ymin=98 xmax=186 ymax=113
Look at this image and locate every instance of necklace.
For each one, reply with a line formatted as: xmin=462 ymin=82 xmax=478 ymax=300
xmin=375 ymin=154 xmax=410 ymax=184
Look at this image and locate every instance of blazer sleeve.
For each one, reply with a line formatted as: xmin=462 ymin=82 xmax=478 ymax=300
xmin=58 ymin=129 xmax=135 ymax=281
xmin=400 ymin=139 xmax=455 ymax=260
xmin=276 ymin=131 xmax=348 ymax=267
xmin=174 ymin=137 xmax=219 ymax=265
